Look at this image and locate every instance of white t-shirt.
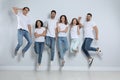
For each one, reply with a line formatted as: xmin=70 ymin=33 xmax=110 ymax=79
xmin=83 ymin=21 xmax=96 ymax=39
xmin=34 ymin=27 xmax=46 ymax=42
xmin=58 ymin=23 xmax=68 ymax=37
xmin=70 ymin=25 xmax=80 ymax=39
xmin=16 ymin=12 xmax=31 ymax=31
xmin=46 ymin=19 xmax=57 ymax=37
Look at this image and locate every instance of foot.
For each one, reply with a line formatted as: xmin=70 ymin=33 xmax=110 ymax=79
xmin=96 ymin=48 xmax=102 ymax=55
xmin=22 ymin=52 xmax=25 ymax=58
xmin=88 ymin=57 xmax=94 ymax=67
xmin=74 ymin=50 xmax=78 ymax=55
xmin=61 ymin=60 xmax=65 ymax=67
xmin=36 ymin=64 xmax=41 ymax=70
xmin=14 ymin=51 xmax=17 ymax=56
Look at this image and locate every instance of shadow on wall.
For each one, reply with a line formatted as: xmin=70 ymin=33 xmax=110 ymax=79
xmin=0 ymin=0 xmax=22 ymax=24
xmin=0 ymin=0 xmax=25 ymax=59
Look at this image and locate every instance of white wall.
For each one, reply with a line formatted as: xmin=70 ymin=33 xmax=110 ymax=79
xmin=0 ymin=0 xmax=120 ymax=71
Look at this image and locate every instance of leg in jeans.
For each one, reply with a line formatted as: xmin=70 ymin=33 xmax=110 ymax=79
xmin=15 ymin=29 xmax=23 ymax=54
xmin=63 ymin=37 xmax=68 ymax=54
xmin=72 ymin=38 xmax=80 ymax=51
xmin=50 ymin=37 xmax=55 ymax=61
xmin=82 ymin=38 xmax=91 ymax=59
xmin=38 ymin=42 xmax=44 ymax=65
xmin=70 ymin=39 xmax=75 ymax=53
xmin=45 ymin=36 xmax=51 ymax=48
xmin=58 ymin=37 xmax=64 ymax=60
xmin=22 ymin=30 xmax=32 ymax=54
xmin=34 ymin=42 xmax=39 ymax=54
xmin=85 ymin=38 xmax=97 ymax=51
xmin=58 ymin=37 xmax=68 ymax=60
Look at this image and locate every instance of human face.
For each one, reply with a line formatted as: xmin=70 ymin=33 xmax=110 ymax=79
xmin=23 ymin=8 xmax=29 ymax=15
xmin=51 ymin=12 xmax=56 ymax=19
xmin=73 ymin=19 xmax=77 ymax=25
xmin=61 ymin=16 xmax=65 ymax=23
xmin=86 ymin=15 xmax=92 ymax=21
xmin=37 ymin=21 xmax=41 ymax=28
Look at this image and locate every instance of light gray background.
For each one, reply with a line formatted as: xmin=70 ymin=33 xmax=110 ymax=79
xmin=0 ymin=0 xmax=120 ymax=70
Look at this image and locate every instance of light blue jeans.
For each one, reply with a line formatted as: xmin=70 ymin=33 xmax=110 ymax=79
xmin=70 ymin=38 xmax=80 ymax=53
xmin=58 ymin=37 xmax=68 ymax=60
xmin=45 ymin=36 xmax=55 ymax=61
xmin=15 ymin=29 xmax=32 ymax=54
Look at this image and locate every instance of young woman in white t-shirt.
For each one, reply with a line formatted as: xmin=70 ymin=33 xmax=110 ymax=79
xmin=34 ymin=20 xmax=46 ymax=69
xmin=57 ymin=15 xmax=69 ymax=67
xmin=70 ymin=18 xmax=82 ymax=55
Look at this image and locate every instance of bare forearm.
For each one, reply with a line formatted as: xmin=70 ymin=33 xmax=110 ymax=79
xmin=12 ymin=7 xmax=22 ymax=14
xmin=28 ymin=25 xmax=32 ymax=36
xmin=94 ymin=26 xmax=99 ymax=40
xmin=59 ymin=27 xmax=68 ymax=33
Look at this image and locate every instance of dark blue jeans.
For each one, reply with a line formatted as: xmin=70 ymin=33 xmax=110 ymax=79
xmin=45 ymin=36 xmax=55 ymax=61
xmin=15 ymin=29 xmax=32 ymax=53
xmin=82 ymin=38 xmax=97 ymax=58
xmin=34 ymin=42 xmax=44 ymax=64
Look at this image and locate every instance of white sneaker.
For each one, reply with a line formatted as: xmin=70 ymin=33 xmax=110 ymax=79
xmin=36 ymin=64 xmax=41 ymax=70
xmin=60 ymin=60 xmax=65 ymax=67
xmin=96 ymin=48 xmax=102 ymax=55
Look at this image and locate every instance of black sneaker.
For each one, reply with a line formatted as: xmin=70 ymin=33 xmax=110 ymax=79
xmin=88 ymin=58 xmax=94 ymax=67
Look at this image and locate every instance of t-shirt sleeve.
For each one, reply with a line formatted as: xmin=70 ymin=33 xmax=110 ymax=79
xmin=34 ymin=29 xmax=37 ymax=33
xmin=27 ymin=17 xmax=31 ymax=25
xmin=44 ymin=19 xmax=48 ymax=27
xmin=92 ymin=22 xmax=97 ymax=27
xmin=66 ymin=24 xmax=69 ymax=27
xmin=43 ymin=27 xmax=46 ymax=31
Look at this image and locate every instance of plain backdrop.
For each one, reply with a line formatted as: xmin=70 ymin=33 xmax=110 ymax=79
xmin=0 ymin=0 xmax=120 ymax=71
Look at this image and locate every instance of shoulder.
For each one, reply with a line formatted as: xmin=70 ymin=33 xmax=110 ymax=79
xmin=42 ymin=27 xmax=46 ymax=31
xmin=91 ymin=21 xmax=97 ymax=26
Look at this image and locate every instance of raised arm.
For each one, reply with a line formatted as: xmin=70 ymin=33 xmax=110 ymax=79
xmin=12 ymin=7 xmax=22 ymax=15
xmin=78 ymin=17 xmax=83 ymax=28
xmin=28 ymin=25 xmax=32 ymax=36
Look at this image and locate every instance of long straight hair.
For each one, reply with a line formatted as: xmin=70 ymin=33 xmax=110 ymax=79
xmin=59 ymin=15 xmax=68 ymax=25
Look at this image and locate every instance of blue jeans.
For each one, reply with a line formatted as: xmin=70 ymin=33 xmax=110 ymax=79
xmin=34 ymin=42 xmax=44 ymax=64
xmin=58 ymin=37 xmax=68 ymax=60
xmin=82 ymin=38 xmax=97 ymax=58
xmin=15 ymin=29 xmax=32 ymax=53
xmin=45 ymin=36 xmax=55 ymax=61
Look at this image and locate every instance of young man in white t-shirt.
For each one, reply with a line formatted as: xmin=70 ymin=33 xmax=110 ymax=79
xmin=12 ymin=7 xmax=32 ymax=57
xmin=45 ymin=10 xmax=58 ymax=61
xmin=81 ymin=13 xmax=101 ymax=67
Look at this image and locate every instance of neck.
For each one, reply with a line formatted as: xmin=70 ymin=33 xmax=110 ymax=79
xmin=23 ymin=13 xmax=27 ymax=16
xmin=51 ymin=17 xmax=55 ymax=19
xmin=73 ymin=24 xmax=76 ymax=26
xmin=62 ymin=22 xmax=65 ymax=24
xmin=87 ymin=20 xmax=90 ymax=22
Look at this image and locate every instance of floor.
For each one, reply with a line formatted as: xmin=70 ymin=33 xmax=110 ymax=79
xmin=0 ymin=71 xmax=120 ymax=80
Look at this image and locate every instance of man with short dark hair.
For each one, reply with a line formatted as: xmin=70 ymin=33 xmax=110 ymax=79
xmin=45 ymin=10 xmax=58 ymax=62
xmin=81 ymin=13 xmax=101 ymax=67
xmin=12 ymin=7 xmax=32 ymax=57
